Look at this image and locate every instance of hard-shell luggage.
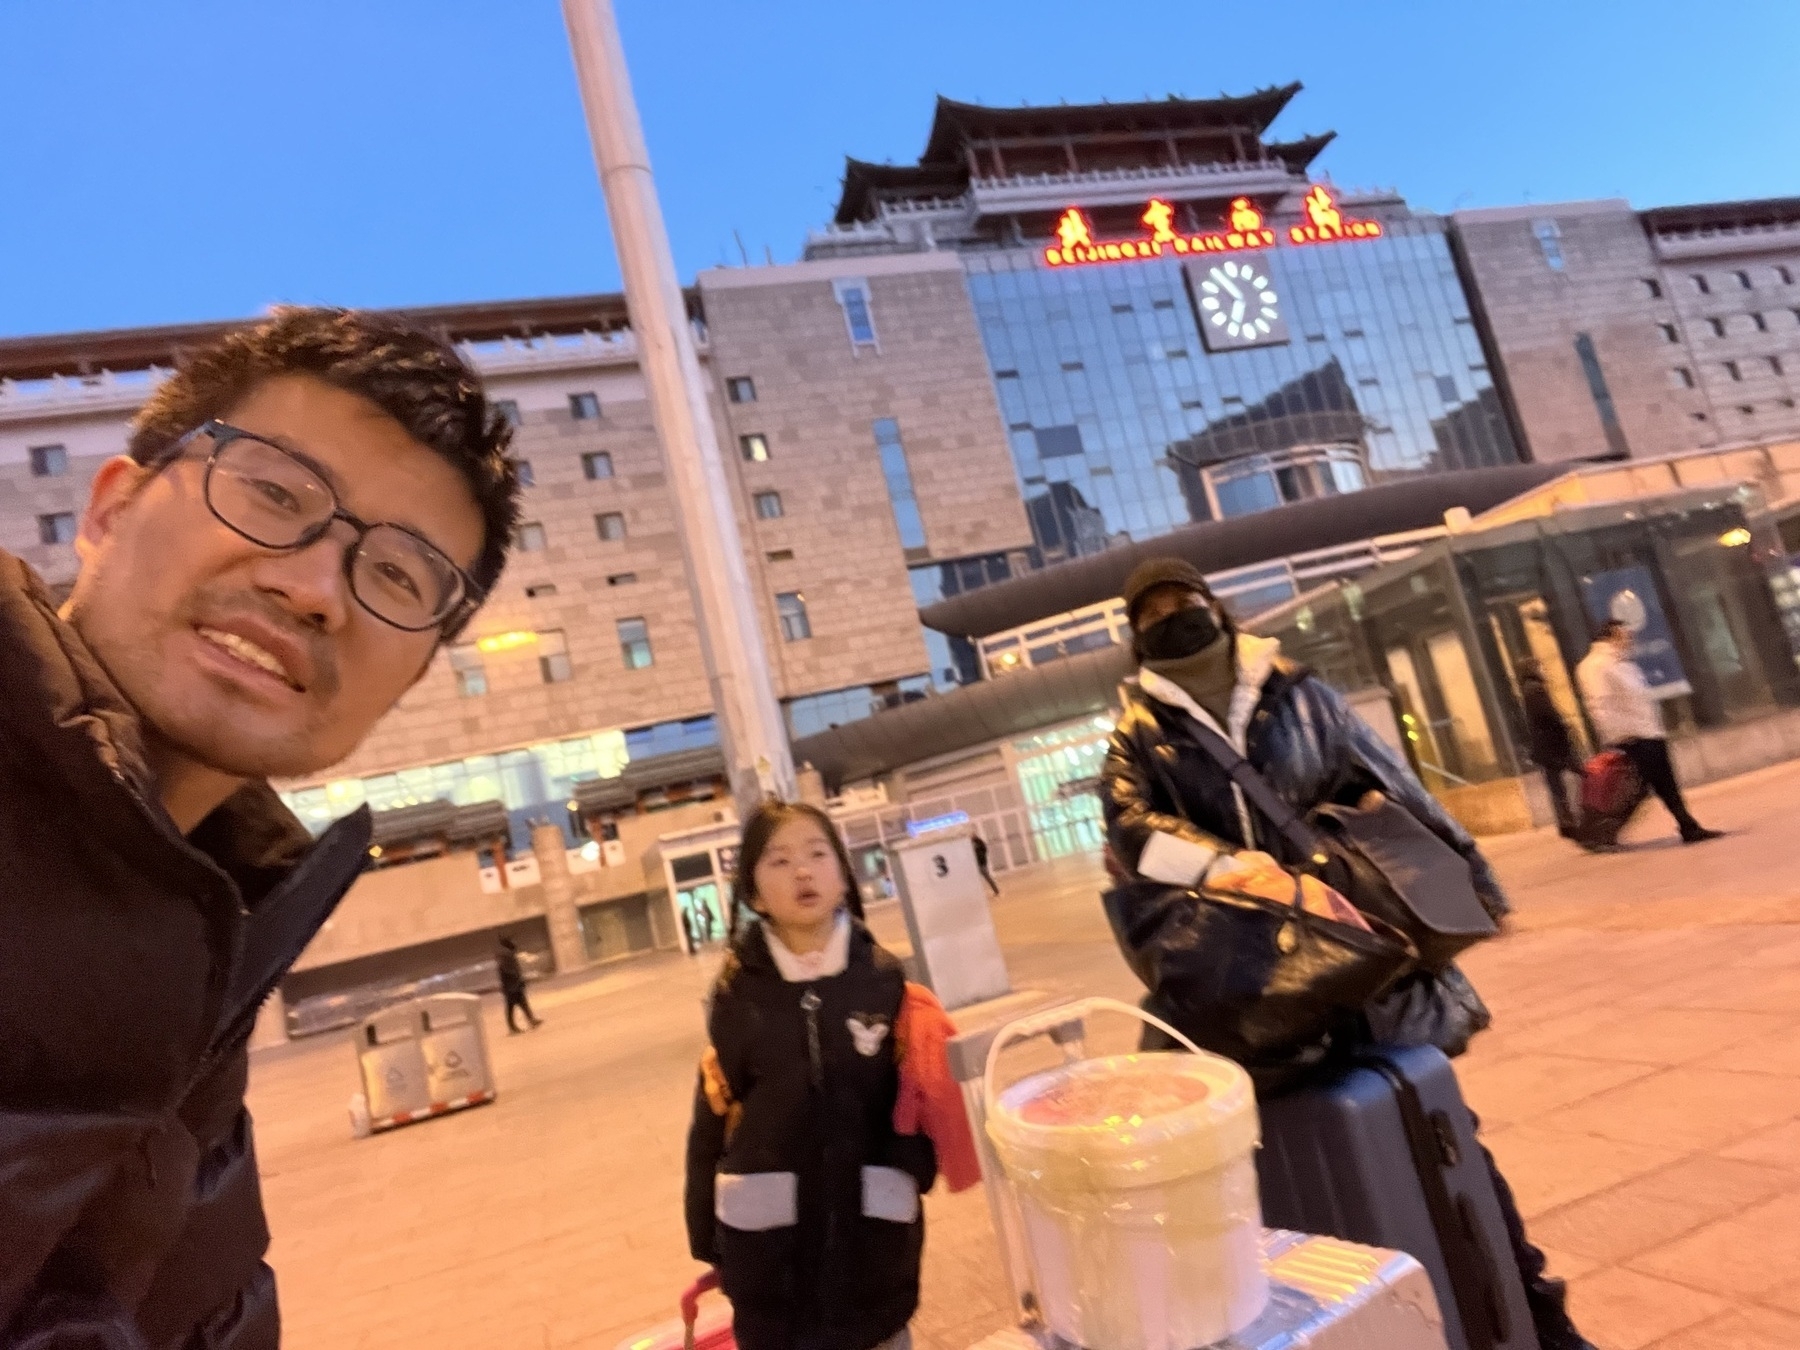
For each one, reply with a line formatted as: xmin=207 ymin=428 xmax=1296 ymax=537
xmin=1255 ymin=1044 xmax=1533 ymax=1350
xmin=611 ymin=1273 xmax=735 ymax=1350
xmin=965 ymin=1230 xmax=1447 ymax=1349
xmin=1580 ymin=749 xmax=1639 ymax=820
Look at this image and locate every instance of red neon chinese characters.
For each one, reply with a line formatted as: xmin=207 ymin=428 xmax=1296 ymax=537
xmin=1287 ymin=185 xmax=1383 ymax=245
xmin=1044 ymin=197 xmax=1275 ymax=268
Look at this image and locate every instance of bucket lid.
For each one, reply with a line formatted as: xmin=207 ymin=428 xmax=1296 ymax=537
xmin=987 ymin=1052 xmax=1257 ymax=1192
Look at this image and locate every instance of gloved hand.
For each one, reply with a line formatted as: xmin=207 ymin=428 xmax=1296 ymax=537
xmin=1204 ymin=850 xmax=1371 ymax=932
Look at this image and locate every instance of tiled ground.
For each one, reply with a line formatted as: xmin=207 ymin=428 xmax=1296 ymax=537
xmin=248 ymin=759 xmax=1800 ymax=1350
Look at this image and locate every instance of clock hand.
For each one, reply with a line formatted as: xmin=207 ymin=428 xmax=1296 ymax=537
xmin=1231 ymin=299 xmax=1245 ymax=322
xmin=1219 ymin=276 xmax=1243 ymax=300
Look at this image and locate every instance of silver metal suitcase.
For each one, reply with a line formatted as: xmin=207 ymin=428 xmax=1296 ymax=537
xmin=967 ymin=1230 xmax=1446 ymax=1349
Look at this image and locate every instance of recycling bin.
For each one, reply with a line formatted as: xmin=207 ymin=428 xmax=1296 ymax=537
xmin=355 ymin=1003 xmax=430 ymax=1129
xmin=418 ymin=993 xmax=496 ymax=1109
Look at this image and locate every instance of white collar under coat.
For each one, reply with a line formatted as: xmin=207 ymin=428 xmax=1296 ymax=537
xmin=1134 ymin=632 xmax=1283 ymax=849
xmin=762 ymin=910 xmax=852 ymax=983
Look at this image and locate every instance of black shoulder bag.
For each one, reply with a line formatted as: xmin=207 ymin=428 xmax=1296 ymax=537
xmin=1183 ymin=721 xmax=1497 ymax=972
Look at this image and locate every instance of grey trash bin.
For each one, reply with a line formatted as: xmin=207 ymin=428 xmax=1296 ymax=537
xmin=355 ymin=1003 xmax=430 ymax=1131
xmin=418 ymin=992 xmax=496 ymax=1113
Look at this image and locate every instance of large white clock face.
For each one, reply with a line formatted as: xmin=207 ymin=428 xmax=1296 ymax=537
xmin=1192 ymin=257 xmax=1291 ymax=352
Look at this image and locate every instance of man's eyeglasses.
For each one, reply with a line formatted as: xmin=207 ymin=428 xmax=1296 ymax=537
xmin=173 ymin=420 xmax=483 ymax=633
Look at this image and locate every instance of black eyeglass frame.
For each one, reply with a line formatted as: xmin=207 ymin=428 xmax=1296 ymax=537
xmin=171 ymin=419 xmax=485 ymax=634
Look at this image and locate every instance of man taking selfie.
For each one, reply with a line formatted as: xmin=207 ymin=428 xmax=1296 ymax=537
xmin=0 ymin=308 xmax=520 ymax=1348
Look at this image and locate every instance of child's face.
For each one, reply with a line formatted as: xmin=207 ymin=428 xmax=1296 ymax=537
xmin=752 ymin=816 xmax=848 ymax=933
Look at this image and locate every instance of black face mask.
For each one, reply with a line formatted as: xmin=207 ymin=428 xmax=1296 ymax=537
xmin=1138 ymin=605 xmax=1223 ymax=662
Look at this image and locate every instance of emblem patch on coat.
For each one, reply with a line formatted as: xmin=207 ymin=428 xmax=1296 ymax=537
xmin=847 ymin=1013 xmax=891 ymax=1057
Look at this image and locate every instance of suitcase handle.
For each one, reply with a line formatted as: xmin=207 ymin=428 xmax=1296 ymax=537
xmin=982 ymin=996 xmax=1205 ymax=1115
xmin=680 ymin=1269 xmax=720 ymax=1350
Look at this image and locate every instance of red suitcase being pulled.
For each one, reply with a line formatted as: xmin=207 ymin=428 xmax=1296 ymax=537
xmin=1580 ymin=748 xmax=1638 ymax=819
xmin=614 ymin=1272 xmax=735 ymax=1350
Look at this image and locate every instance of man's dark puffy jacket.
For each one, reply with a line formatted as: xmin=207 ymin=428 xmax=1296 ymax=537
xmin=1101 ymin=637 xmax=1503 ymax=1082
xmin=0 ymin=554 xmax=371 ymax=1348
xmin=686 ymin=920 xmax=936 ymax=1350
xmin=1519 ymin=673 xmax=1575 ymax=770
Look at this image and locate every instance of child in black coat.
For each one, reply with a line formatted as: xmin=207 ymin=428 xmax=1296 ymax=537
xmin=686 ymin=803 xmax=936 ymax=1350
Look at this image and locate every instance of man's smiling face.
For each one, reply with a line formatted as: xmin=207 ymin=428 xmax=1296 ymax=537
xmin=66 ymin=373 xmax=486 ymax=784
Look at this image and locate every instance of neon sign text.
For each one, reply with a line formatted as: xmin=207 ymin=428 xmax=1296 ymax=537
xmin=1287 ymin=186 xmax=1383 ymax=245
xmin=1046 ymin=197 xmax=1275 ymax=268
xmin=1043 ymin=186 xmax=1380 ymax=269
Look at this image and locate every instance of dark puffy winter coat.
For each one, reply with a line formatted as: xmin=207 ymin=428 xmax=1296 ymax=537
xmin=1101 ymin=640 xmax=1503 ymax=1085
xmin=686 ymin=921 xmax=936 ymax=1350
xmin=0 ymin=554 xmax=371 ymax=1348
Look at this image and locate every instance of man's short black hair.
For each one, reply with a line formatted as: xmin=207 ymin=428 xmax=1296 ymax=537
xmin=128 ymin=306 xmax=521 ymax=637
xmin=1597 ymin=618 xmax=1629 ymax=642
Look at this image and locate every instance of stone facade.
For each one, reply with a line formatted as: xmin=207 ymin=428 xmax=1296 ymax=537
xmin=1453 ymin=200 xmax=1800 ymax=466
xmin=1451 ymin=201 xmax=1705 ymax=464
xmin=700 ymin=251 xmax=1033 ymax=700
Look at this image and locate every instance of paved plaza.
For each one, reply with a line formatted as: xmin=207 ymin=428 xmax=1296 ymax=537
xmin=248 ymin=760 xmax=1800 ymax=1350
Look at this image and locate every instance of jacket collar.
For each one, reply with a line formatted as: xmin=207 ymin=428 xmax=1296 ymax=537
xmin=763 ymin=911 xmax=853 ymax=982
xmin=734 ymin=913 xmax=875 ymax=980
xmin=1137 ymin=632 xmax=1283 ymax=750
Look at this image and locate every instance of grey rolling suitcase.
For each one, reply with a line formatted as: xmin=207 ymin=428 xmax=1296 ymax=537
xmin=1256 ymin=1044 xmax=1534 ymax=1350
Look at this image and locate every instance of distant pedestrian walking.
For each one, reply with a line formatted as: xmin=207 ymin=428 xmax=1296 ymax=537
xmin=1575 ymin=619 xmax=1722 ymax=847
xmin=972 ymin=833 xmax=1000 ymax=896
xmin=496 ymin=937 xmax=542 ymax=1033
xmin=1516 ymin=658 xmax=1580 ymax=837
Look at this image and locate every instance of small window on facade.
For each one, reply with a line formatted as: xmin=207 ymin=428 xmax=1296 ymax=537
xmin=1739 ymin=405 xmax=1756 ymax=416
xmin=494 ymin=399 xmax=521 ymax=429
xmin=582 ymin=451 xmax=614 ymax=480
xmin=1782 ymin=398 xmax=1797 ymax=409
xmin=754 ymin=490 xmax=783 ymax=519
xmin=449 ymin=643 xmax=487 ymax=697
xmin=569 ymin=392 xmax=601 ymax=420
xmin=514 ymin=522 xmax=547 ymax=552
xmin=29 ymin=444 xmax=67 ymax=477
xmin=1639 ymin=278 xmax=1662 ymax=299
xmin=606 ymin=572 xmax=637 ymax=586
xmin=726 ymin=376 xmax=757 ymax=403
xmin=1532 ymin=219 xmax=1565 ymax=271
xmin=1752 ymin=312 xmax=1769 ymax=332
xmin=739 ymin=433 xmax=770 ymax=462
xmin=1779 ymin=266 xmax=1795 ymax=285
xmin=525 ymin=583 xmax=558 ymax=599
xmin=776 ymin=591 xmax=811 ymax=642
xmin=1434 ymin=375 xmax=1458 ymax=403
xmin=1691 ymin=412 xmax=1709 ymax=423
xmin=1658 ymin=323 xmax=1680 ymax=343
xmin=516 ymin=460 xmax=535 ymax=487
xmin=1736 ymin=270 xmax=1754 ymax=290
xmin=596 ymin=512 xmax=627 ymax=541
xmin=1726 ymin=360 xmax=1743 ymax=381
xmin=1111 ymin=302 xmax=1134 ymax=314
xmin=831 ymin=278 xmax=878 ymax=346
xmin=538 ymin=630 xmax=572 ymax=684
xmin=1153 ymin=298 xmax=1176 ymax=310
xmin=1061 ymin=360 xmax=1085 ymax=371
xmin=1673 ymin=367 xmax=1696 ymax=388
xmin=618 ymin=617 xmax=653 ymax=669
xmin=37 ymin=512 xmax=77 ymax=546
xmin=766 ymin=549 xmax=795 ymax=563
xmin=1771 ymin=356 xmax=1785 ymax=376
xmin=874 ymin=417 xmax=927 ymax=551
xmin=1708 ymin=317 xmax=1727 ymax=337
xmin=1692 ymin=273 xmax=1711 ymax=295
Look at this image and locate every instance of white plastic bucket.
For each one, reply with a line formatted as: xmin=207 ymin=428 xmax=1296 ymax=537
xmin=984 ymin=999 xmax=1266 ymax=1350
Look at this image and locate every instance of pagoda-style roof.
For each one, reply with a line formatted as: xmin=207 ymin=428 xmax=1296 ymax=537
xmin=920 ymin=87 xmax=1303 ymax=165
xmin=1266 ymin=131 xmax=1336 ymax=175
xmin=831 ymin=87 xmax=1325 ymax=225
xmin=835 ymin=157 xmax=972 ymax=225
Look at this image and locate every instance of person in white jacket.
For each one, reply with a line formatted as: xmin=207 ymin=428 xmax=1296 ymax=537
xmin=1575 ymin=619 xmax=1722 ymax=845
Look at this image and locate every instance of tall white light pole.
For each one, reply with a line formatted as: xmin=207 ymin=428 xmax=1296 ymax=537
xmin=561 ymin=0 xmax=795 ymax=815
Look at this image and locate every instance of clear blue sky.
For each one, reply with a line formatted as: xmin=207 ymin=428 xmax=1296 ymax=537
xmin=3 ymin=0 xmax=1796 ymax=339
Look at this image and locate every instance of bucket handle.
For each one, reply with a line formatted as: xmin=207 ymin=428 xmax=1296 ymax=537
xmin=981 ymin=996 xmax=1207 ymax=1117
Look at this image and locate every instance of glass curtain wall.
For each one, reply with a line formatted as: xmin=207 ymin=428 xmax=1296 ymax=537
xmin=963 ymin=216 xmax=1519 ymax=560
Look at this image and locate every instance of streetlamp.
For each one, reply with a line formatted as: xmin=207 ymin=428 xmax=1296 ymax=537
xmin=560 ymin=0 xmax=795 ymax=815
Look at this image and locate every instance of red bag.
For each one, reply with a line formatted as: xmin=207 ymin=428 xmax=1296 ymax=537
xmin=613 ymin=1273 xmax=734 ymax=1350
xmin=1581 ymin=749 xmax=1638 ymax=818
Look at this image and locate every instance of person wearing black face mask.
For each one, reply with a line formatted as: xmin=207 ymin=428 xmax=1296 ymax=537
xmin=1097 ymin=556 xmax=1594 ymax=1350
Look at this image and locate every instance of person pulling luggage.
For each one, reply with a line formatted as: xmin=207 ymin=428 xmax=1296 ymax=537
xmin=1098 ymin=557 xmax=1594 ymax=1350
xmin=1575 ymin=619 xmax=1723 ymax=847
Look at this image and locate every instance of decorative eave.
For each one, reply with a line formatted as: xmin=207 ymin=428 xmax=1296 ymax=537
xmin=1266 ymin=131 xmax=1336 ymax=175
xmin=834 ymin=156 xmax=972 ymax=224
xmin=920 ymin=86 xmax=1304 ymax=165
